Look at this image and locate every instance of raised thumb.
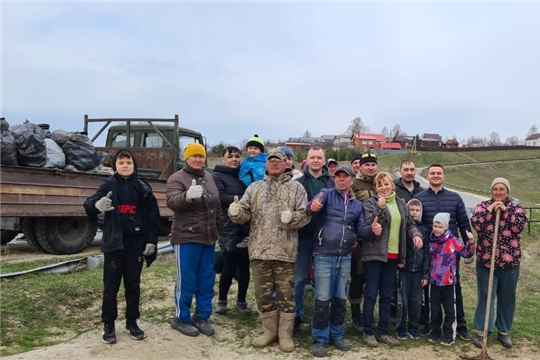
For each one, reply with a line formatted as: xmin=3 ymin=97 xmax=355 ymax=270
xmin=374 ymin=216 xmax=379 ymax=224
xmin=106 ymin=191 xmax=112 ymax=199
xmin=234 ymin=195 xmax=239 ymax=204
xmin=191 ymin=179 xmax=197 ymax=187
xmin=318 ymin=193 xmax=323 ymax=202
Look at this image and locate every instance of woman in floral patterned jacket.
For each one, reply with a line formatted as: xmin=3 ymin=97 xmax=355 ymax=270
xmin=470 ymin=177 xmax=528 ymax=349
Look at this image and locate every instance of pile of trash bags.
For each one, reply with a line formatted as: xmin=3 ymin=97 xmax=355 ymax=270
xmin=0 ymin=118 xmax=99 ymax=170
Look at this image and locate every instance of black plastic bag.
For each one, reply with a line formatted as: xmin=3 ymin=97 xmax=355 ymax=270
xmin=14 ymin=132 xmax=47 ymax=167
xmin=1 ymin=118 xmax=18 ymax=165
xmin=63 ymin=133 xmax=99 ymax=170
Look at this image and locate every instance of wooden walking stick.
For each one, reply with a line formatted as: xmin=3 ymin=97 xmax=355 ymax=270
xmin=461 ymin=209 xmax=501 ymax=360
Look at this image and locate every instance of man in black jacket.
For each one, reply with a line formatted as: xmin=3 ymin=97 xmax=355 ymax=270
xmin=394 ymin=159 xmax=425 ymax=202
xmin=413 ymin=164 xmax=473 ymax=341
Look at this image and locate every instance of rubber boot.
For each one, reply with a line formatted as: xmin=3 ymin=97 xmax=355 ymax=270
xmin=252 ymin=310 xmax=279 ymax=348
xmin=351 ymin=304 xmax=364 ymax=334
xmin=278 ymin=312 xmax=296 ymax=352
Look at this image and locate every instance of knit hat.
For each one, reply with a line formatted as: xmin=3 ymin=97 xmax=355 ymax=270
xmin=491 ymin=177 xmax=511 ymax=193
xmin=280 ymin=147 xmax=294 ymax=160
xmin=360 ymin=153 xmax=377 ymax=165
xmin=433 ymin=212 xmax=450 ymax=230
xmin=351 ymin=153 xmax=363 ymax=164
xmin=267 ymin=149 xmax=286 ymax=161
xmin=246 ymin=134 xmax=265 ymax=153
xmin=184 ymin=143 xmax=206 ymax=160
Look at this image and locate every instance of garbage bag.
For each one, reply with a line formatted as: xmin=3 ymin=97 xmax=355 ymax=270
xmin=63 ymin=133 xmax=99 ymax=170
xmin=14 ymin=132 xmax=47 ymax=167
xmin=51 ymin=129 xmax=73 ymax=147
xmin=1 ymin=119 xmax=18 ymax=165
xmin=44 ymin=138 xmax=66 ymax=168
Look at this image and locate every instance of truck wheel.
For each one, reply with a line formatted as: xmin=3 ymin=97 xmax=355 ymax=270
xmin=22 ymin=218 xmax=49 ymax=253
xmin=35 ymin=217 xmax=98 ymax=255
xmin=1 ymin=230 xmax=19 ymax=245
xmin=159 ymin=219 xmax=172 ymax=236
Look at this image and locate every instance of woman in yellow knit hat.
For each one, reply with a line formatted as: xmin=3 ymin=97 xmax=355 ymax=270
xmin=166 ymin=143 xmax=224 ymax=338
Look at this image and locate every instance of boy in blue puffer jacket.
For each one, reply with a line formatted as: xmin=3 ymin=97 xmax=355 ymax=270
xmin=239 ymin=134 xmax=267 ymax=187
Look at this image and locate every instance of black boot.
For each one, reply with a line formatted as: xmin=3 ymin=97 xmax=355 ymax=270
xmin=351 ymin=304 xmax=364 ymax=334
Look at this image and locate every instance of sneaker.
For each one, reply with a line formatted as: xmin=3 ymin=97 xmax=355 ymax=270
xmin=396 ymin=331 xmax=407 ymax=340
xmin=215 ymin=300 xmax=228 ymax=315
xmin=376 ymin=334 xmax=401 ymax=346
xmin=407 ymin=329 xmax=420 ymax=340
xmin=329 ymin=339 xmax=351 ymax=351
xmin=171 ymin=317 xmax=199 ymax=337
xmin=236 ymin=237 xmax=249 ymax=248
xmin=312 ymin=342 xmax=327 ymax=357
xmin=293 ymin=317 xmax=302 ymax=335
xmin=191 ymin=313 xmax=215 ymax=336
xmin=440 ymin=337 xmax=455 ymax=346
xmin=419 ymin=325 xmax=431 ymax=336
xmin=236 ymin=301 xmax=251 ymax=316
xmin=474 ymin=335 xmax=484 ymax=349
xmin=102 ymin=324 xmax=117 ymax=344
xmin=458 ymin=329 xmax=472 ymax=341
xmin=428 ymin=334 xmax=439 ymax=343
xmin=497 ymin=333 xmax=513 ymax=348
xmin=125 ymin=321 xmax=146 ymax=340
xmin=363 ymin=333 xmax=379 ymax=347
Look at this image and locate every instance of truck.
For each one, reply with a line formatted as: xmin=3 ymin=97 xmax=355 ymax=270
xmin=0 ymin=115 xmax=207 ymax=254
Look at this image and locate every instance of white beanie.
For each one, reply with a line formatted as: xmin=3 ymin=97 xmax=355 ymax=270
xmin=433 ymin=212 xmax=450 ymax=230
xmin=491 ymin=177 xmax=511 ymax=193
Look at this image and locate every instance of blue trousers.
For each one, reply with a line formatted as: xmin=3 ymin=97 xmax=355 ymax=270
xmin=397 ymin=270 xmax=423 ymax=333
xmin=173 ymin=243 xmax=216 ymax=323
xmin=362 ymin=259 xmax=398 ymax=336
xmin=474 ymin=263 xmax=519 ymax=334
xmin=311 ymin=255 xmax=351 ymax=344
xmin=294 ymin=237 xmax=315 ymax=318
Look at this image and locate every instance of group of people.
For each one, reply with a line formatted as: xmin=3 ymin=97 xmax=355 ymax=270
xmin=83 ymin=140 xmax=528 ymax=356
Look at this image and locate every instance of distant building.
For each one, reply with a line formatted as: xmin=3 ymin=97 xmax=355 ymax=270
xmin=525 ymin=133 xmax=540 ymax=146
xmin=351 ymin=133 xmax=387 ymax=150
xmin=444 ymin=139 xmax=459 ymax=148
xmin=421 ymin=133 xmax=442 ymax=148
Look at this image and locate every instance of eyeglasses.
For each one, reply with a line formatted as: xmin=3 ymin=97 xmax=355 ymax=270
xmin=362 ymin=153 xmax=377 ymax=158
xmin=267 ymin=158 xmax=285 ymax=163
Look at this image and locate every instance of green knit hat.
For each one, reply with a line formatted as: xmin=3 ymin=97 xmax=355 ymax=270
xmin=246 ymin=134 xmax=265 ymax=153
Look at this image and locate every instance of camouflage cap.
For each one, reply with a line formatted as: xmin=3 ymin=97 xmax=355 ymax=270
xmin=267 ymin=150 xmax=287 ymax=161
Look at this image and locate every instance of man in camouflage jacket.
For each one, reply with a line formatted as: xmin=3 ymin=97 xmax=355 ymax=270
xmin=229 ymin=150 xmax=311 ymax=353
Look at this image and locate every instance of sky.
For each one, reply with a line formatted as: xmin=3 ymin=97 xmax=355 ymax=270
xmin=2 ymin=1 xmax=539 ymax=147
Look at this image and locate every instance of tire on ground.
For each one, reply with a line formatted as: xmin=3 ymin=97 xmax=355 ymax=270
xmin=22 ymin=218 xmax=49 ymax=253
xmin=35 ymin=217 xmax=98 ymax=255
xmin=1 ymin=229 xmax=19 ymax=245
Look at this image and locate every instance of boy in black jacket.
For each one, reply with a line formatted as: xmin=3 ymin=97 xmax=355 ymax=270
xmin=84 ymin=149 xmax=160 ymax=344
xmin=396 ymin=199 xmax=430 ymax=340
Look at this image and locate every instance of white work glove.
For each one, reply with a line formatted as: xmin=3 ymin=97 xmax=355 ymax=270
xmin=281 ymin=208 xmax=292 ymax=224
xmin=228 ymin=195 xmax=241 ymax=217
xmin=142 ymin=243 xmax=156 ymax=256
xmin=95 ymin=191 xmax=114 ymax=212
xmin=186 ymin=179 xmax=203 ymax=201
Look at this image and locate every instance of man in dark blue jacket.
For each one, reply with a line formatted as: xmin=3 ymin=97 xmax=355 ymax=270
xmin=413 ymin=164 xmax=473 ymax=341
xmin=293 ymin=146 xmax=334 ymax=334
xmin=307 ymin=166 xmax=381 ymax=357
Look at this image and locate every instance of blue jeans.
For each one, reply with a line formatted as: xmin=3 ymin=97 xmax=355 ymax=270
xmin=294 ymin=237 xmax=315 ymax=318
xmin=311 ymin=254 xmax=351 ymax=344
xmin=474 ymin=263 xmax=520 ymax=334
xmin=362 ymin=259 xmax=398 ymax=336
xmin=173 ymin=243 xmax=216 ymax=323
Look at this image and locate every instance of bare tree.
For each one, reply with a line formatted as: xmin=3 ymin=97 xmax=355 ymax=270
xmin=467 ymin=136 xmax=487 ymax=147
xmin=238 ymin=138 xmax=248 ymax=149
xmin=488 ymin=132 xmax=502 ymax=146
xmin=345 ymin=117 xmax=370 ymax=135
xmin=381 ymin=127 xmax=389 ymax=140
xmin=390 ymin=124 xmax=404 ymax=138
xmin=303 ymin=129 xmax=311 ymax=138
xmin=505 ymin=136 xmax=520 ymax=146
xmin=527 ymin=125 xmax=538 ymax=137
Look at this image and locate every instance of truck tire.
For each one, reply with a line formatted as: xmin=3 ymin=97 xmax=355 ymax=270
xmin=1 ymin=230 xmax=19 ymax=245
xmin=34 ymin=217 xmax=98 ymax=255
xmin=22 ymin=218 xmax=49 ymax=253
xmin=159 ymin=219 xmax=172 ymax=236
